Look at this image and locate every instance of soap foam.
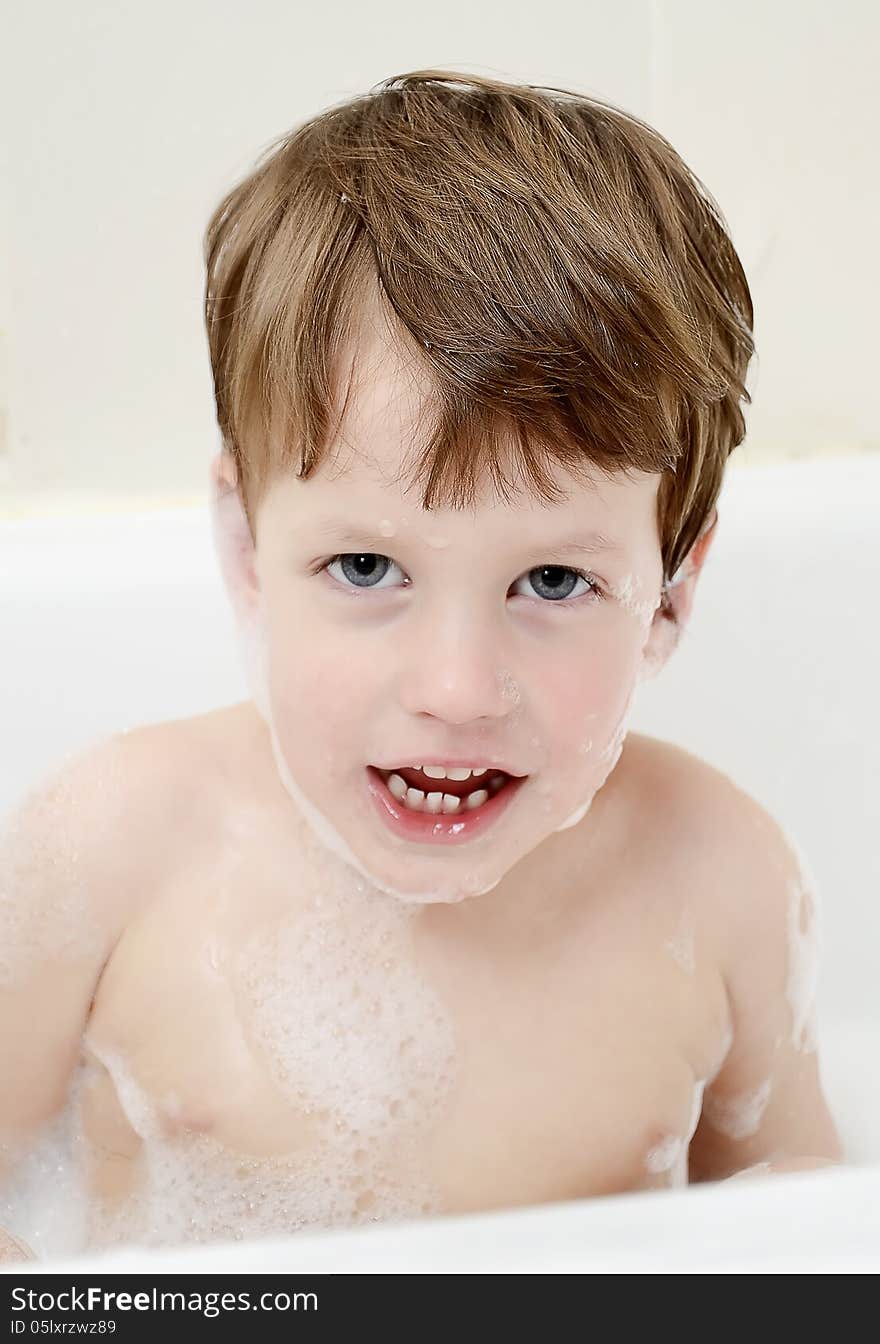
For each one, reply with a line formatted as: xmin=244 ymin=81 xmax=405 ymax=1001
xmin=2 ymin=890 xmax=459 ymax=1256
xmin=610 ymin=570 xmax=660 ymax=631
xmin=0 ymin=788 xmax=103 ymax=989
xmin=708 ymin=1023 xmax=735 ymax=1081
xmin=644 ymin=1078 xmax=705 ymax=1187
xmin=82 ymin=882 xmax=457 ymax=1253
xmin=235 ymin=889 xmax=457 ymax=1136
xmin=552 ymin=695 xmax=628 ymax=835
xmin=703 ymin=1077 xmax=772 ymax=1140
xmin=664 ymin=909 xmax=696 ymax=974
xmin=0 ymin=1063 xmax=90 ymax=1261
xmin=783 ymin=836 xmax=821 ymax=1054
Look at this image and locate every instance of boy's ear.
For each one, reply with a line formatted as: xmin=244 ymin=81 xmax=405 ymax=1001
xmin=640 ymin=509 xmax=718 ymax=678
xmin=210 ymin=449 xmax=238 ymax=495
xmin=209 ymin=449 xmax=262 ymax=624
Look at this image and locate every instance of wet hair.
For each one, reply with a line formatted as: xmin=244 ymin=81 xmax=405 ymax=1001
xmin=203 ymin=68 xmax=754 ymax=590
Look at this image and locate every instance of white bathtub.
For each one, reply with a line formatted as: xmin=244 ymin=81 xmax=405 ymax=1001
xmin=1 ymin=452 xmax=879 ymax=1273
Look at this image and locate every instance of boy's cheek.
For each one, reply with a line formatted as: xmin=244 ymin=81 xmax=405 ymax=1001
xmin=268 ymin=654 xmax=348 ymax=734
xmin=540 ymin=653 xmax=636 ymax=768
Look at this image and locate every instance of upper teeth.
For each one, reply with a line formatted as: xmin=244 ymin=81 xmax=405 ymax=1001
xmin=418 ymin=765 xmax=488 ymax=780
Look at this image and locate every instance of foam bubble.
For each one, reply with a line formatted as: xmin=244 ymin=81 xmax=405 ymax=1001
xmin=724 ymin=1161 xmax=775 ymax=1182
xmin=2 ymin=900 xmax=459 ymax=1256
xmin=551 ymin=688 xmax=633 ymax=836
xmin=497 ymin=667 xmax=521 ymax=707
xmin=665 ymin=909 xmax=696 ymax=974
xmin=72 ymin=881 xmax=457 ymax=1254
xmin=610 ymin=571 xmax=659 ymax=630
xmin=708 ymin=1023 xmax=735 ymax=1082
xmin=554 ymin=794 xmax=596 ymax=833
xmin=0 ymin=1064 xmax=90 ymax=1260
xmin=784 ymin=838 xmax=821 ymax=1053
xmin=0 ymin=797 xmax=103 ymax=989
xmin=703 ymin=1077 xmax=772 ymax=1140
xmin=644 ymin=1079 xmax=705 ymax=1187
xmin=645 ymin=1134 xmax=683 ymax=1176
xmin=596 ymin=690 xmax=634 ymax=769
xmin=235 ymin=885 xmax=458 ymax=1138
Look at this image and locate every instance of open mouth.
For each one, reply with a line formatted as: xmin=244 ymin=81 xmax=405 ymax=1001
xmin=364 ymin=765 xmax=526 ymax=844
xmin=379 ymin=765 xmax=511 ymax=812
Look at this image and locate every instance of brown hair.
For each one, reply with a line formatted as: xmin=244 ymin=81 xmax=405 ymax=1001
xmin=203 ymin=68 xmax=754 ymax=589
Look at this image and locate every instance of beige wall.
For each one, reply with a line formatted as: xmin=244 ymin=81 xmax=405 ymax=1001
xmin=1 ymin=0 xmax=876 ymax=518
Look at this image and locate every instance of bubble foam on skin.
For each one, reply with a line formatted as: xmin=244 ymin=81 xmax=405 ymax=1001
xmin=0 ymin=1064 xmax=90 ymax=1260
xmin=0 ymin=798 xmax=103 ymax=989
xmin=4 ymin=880 xmax=459 ymax=1256
xmin=783 ymin=837 xmax=821 ymax=1054
xmin=724 ymin=1161 xmax=774 ymax=1182
xmin=236 ymin=897 xmax=457 ymax=1132
xmin=611 ymin=568 xmax=672 ymax=689
xmin=665 ymin=909 xmax=696 ymax=974
xmin=609 ymin=570 xmax=661 ymax=631
xmin=708 ymin=1023 xmax=735 ymax=1081
xmin=644 ymin=1078 xmax=706 ymax=1187
xmin=702 ymin=1077 xmax=773 ymax=1141
xmin=80 ymin=886 xmax=457 ymax=1252
xmin=497 ymin=667 xmax=522 ymax=708
xmin=553 ymin=795 xmax=595 ymax=834
xmin=551 ymin=678 xmax=637 ymax=838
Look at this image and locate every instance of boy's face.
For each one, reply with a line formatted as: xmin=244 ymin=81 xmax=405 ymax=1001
xmin=221 ymin=312 xmax=684 ymax=904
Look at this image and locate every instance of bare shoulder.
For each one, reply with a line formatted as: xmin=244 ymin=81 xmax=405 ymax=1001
xmin=131 ymin=700 xmax=267 ymax=803
xmin=114 ymin=701 xmax=273 ymax=839
xmin=4 ymin=706 xmax=252 ymax=907
xmin=616 ymin=730 xmax=747 ymax=808
xmin=616 ymin=731 xmax=809 ymax=963
xmin=100 ymin=705 xmax=241 ymax=820
xmin=643 ymin=739 xmax=842 ymax=1174
xmin=615 ymin=730 xmax=787 ymax=851
xmin=0 ymin=720 xmax=210 ymax=1006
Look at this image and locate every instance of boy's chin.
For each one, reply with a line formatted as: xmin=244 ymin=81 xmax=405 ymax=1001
xmin=356 ymin=844 xmax=515 ymax=906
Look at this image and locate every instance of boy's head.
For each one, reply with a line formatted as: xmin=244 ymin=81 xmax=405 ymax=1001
xmin=203 ymin=70 xmax=752 ymax=904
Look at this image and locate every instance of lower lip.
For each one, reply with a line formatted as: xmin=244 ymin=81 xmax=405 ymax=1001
xmin=365 ymin=767 xmax=527 ymax=845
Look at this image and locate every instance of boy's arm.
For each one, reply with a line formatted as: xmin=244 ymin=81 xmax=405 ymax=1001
xmin=0 ymin=732 xmax=167 ymax=1258
xmin=687 ymin=782 xmax=843 ymax=1183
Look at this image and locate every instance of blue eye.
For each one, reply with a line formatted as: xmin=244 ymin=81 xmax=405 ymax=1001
xmin=321 ymin=554 xmax=604 ymax=604
xmin=328 ymin=553 xmax=397 ymax=589
xmin=525 ymin=565 xmax=600 ymax=602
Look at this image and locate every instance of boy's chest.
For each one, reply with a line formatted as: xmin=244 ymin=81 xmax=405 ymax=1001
xmin=79 ymin=834 xmax=730 ymax=1222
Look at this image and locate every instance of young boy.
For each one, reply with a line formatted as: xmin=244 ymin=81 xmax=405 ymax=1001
xmin=0 ymin=69 xmax=841 ymax=1262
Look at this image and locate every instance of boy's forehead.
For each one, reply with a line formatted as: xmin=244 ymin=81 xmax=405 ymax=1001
xmin=265 ymin=300 xmax=662 ymax=546
xmin=266 ymin=442 xmax=661 ymax=562
xmin=338 ymin=350 xmax=655 ymax=515
xmin=320 ymin=436 xmax=654 ymax=518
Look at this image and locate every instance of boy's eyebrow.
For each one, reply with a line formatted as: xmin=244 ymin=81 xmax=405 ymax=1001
xmin=312 ymin=517 xmax=626 ymax=556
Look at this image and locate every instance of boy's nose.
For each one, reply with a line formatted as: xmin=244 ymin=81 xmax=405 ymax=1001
xmin=397 ymin=623 xmax=516 ymax=725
